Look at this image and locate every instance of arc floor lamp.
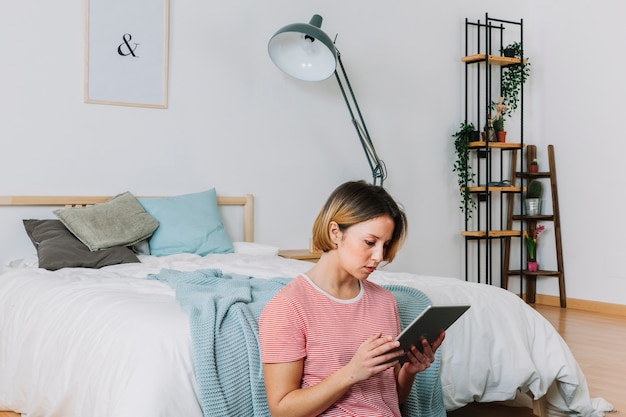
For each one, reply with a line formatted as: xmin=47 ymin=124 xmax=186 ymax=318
xmin=268 ymin=14 xmax=387 ymax=186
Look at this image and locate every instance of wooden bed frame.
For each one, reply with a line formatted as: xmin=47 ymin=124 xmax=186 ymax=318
xmin=0 ymin=194 xmax=255 ymax=242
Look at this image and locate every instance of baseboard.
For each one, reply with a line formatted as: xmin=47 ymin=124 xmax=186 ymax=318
xmin=532 ymin=294 xmax=626 ymax=317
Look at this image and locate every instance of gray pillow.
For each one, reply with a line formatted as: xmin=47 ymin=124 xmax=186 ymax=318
xmin=23 ymin=219 xmax=140 ymax=271
xmin=54 ymin=192 xmax=159 ymax=251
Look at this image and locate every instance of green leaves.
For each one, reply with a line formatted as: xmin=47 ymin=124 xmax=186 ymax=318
xmin=500 ymin=42 xmax=530 ymax=119
xmin=452 ymin=122 xmax=477 ymax=220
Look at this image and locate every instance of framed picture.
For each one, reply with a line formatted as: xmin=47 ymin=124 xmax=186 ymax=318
xmin=84 ymin=0 xmax=169 ymax=108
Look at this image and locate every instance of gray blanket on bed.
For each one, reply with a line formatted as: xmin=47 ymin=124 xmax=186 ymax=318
xmin=149 ymin=268 xmax=445 ymax=417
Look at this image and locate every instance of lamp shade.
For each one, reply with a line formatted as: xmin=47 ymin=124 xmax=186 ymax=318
xmin=268 ymin=14 xmax=337 ymax=81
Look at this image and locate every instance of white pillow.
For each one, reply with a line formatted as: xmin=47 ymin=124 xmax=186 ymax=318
xmin=5 ymin=256 xmax=39 ymax=269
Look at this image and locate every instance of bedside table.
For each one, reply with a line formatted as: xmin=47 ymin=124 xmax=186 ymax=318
xmin=278 ymin=249 xmax=322 ymax=263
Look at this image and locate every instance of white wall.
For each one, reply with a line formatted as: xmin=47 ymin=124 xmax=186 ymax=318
xmin=524 ymin=1 xmax=626 ymax=304
xmin=1 ymin=0 xmax=624 ymax=305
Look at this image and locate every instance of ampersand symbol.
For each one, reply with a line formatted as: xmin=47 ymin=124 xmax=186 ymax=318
xmin=118 ymin=33 xmax=139 ymax=57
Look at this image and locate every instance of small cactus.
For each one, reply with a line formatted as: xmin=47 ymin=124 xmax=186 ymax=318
xmin=493 ymin=116 xmax=504 ymax=132
xmin=527 ymin=180 xmax=543 ymax=198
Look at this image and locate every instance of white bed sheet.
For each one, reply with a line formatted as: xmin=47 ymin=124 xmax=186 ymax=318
xmin=0 ymin=253 xmax=611 ymax=416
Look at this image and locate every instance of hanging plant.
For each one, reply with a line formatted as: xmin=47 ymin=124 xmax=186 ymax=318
xmin=498 ymin=42 xmax=531 ymax=119
xmin=452 ymin=122 xmax=477 ymax=221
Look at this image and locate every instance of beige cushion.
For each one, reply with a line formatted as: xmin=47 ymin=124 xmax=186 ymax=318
xmin=54 ymin=192 xmax=159 ymax=251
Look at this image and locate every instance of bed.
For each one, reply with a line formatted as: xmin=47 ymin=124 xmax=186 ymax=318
xmin=0 ymin=190 xmax=613 ymax=417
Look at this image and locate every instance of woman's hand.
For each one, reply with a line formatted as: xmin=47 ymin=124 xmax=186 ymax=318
xmin=344 ymin=332 xmax=404 ymax=383
xmin=395 ymin=331 xmax=445 ymax=403
xmin=402 ymin=331 xmax=445 ymax=375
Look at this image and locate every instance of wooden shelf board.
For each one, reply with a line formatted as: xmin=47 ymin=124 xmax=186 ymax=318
xmin=466 ymin=186 xmax=522 ymax=193
xmin=278 ymin=249 xmax=322 ymax=262
xmin=468 ymin=141 xmax=523 ymax=149
xmin=515 ymin=171 xmax=551 ymax=178
xmin=461 ymin=54 xmax=527 ymax=66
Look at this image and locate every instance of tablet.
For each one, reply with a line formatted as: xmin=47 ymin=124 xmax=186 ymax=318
xmin=394 ymin=304 xmax=470 ymax=363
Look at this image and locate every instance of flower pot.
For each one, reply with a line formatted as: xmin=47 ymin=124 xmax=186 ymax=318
xmin=525 ymin=198 xmax=541 ymax=216
xmin=503 ymin=47 xmax=516 ymax=58
xmin=497 ymin=131 xmax=507 ymax=142
xmin=530 ymin=165 xmax=538 ymax=173
xmin=469 ymin=130 xmax=480 ymax=142
xmin=481 ymin=130 xmax=496 ymax=141
xmin=484 ymin=129 xmax=496 ymax=142
xmin=527 ymin=261 xmax=538 ymax=272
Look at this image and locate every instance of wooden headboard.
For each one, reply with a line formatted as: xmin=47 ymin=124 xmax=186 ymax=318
xmin=0 ymin=194 xmax=255 ymax=242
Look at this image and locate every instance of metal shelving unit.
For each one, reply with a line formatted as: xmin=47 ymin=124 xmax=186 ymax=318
xmin=461 ymin=14 xmax=525 ymax=286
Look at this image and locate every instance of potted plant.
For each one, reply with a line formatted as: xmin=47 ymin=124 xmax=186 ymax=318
xmin=493 ymin=115 xmax=505 ymax=141
xmin=492 ymin=97 xmax=507 ymax=142
xmin=524 ymin=224 xmax=545 ymax=271
xmin=499 ymin=42 xmax=531 ymax=120
xmin=530 ymin=158 xmax=539 ymax=173
xmin=483 ymin=114 xmax=496 ymax=142
xmin=525 ymin=179 xmax=543 ymax=216
xmin=452 ymin=122 xmax=478 ymax=221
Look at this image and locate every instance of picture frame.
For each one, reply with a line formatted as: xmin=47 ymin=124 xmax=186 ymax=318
xmin=84 ymin=0 xmax=170 ymax=109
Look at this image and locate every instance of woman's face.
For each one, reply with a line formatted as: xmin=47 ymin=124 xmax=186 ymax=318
xmin=334 ymin=215 xmax=395 ymax=280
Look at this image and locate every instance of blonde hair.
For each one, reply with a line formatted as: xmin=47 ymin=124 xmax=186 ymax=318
xmin=311 ymin=181 xmax=407 ymax=262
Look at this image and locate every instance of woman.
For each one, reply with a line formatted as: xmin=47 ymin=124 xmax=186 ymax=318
xmin=259 ymin=181 xmax=445 ymax=417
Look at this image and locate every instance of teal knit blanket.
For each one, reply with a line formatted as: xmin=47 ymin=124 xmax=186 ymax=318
xmin=149 ymin=269 xmax=445 ymax=417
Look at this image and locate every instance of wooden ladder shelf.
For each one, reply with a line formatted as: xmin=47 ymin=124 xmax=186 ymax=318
xmin=503 ymin=145 xmax=566 ymax=307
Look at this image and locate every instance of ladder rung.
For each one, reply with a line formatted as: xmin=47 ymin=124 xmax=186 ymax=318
xmin=505 ymin=269 xmax=563 ymax=277
xmin=512 ymin=214 xmax=554 ymax=221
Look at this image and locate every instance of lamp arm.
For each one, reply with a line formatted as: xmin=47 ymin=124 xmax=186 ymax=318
xmin=334 ymin=51 xmax=387 ymax=186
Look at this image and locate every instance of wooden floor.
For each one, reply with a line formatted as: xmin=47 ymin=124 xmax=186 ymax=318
xmin=535 ymin=304 xmax=625 ymax=413
xmin=448 ymin=304 xmax=625 ymax=416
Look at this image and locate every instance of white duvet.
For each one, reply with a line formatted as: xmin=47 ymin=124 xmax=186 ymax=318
xmin=0 ymin=253 xmax=612 ymax=416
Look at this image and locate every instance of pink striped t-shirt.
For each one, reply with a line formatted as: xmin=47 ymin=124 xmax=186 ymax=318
xmin=259 ymin=274 xmax=402 ymax=417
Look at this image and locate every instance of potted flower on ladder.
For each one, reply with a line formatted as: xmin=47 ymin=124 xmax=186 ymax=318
xmin=524 ymin=224 xmax=545 ymax=272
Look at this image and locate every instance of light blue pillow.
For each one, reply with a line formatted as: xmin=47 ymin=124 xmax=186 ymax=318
xmin=138 ymin=189 xmax=233 ymax=256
